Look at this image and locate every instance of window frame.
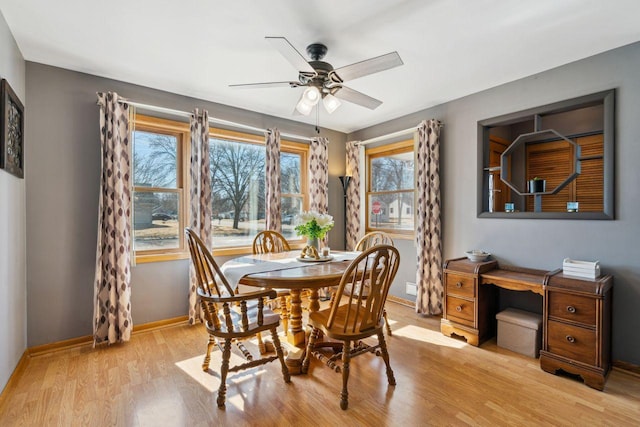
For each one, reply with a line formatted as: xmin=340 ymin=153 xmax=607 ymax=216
xmin=133 ymin=115 xmax=190 ymax=264
xmin=365 ymin=139 xmax=416 ymax=238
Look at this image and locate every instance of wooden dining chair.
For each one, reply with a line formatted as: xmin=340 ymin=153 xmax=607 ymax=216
xmin=340 ymin=231 xmax=395 ymax=335
xmin=302 ymin=244 xmax=400 ymax=410
xmin=185 ymin=228 xmax=290 ymax=408
xmin=252 ymin=230 xmax=292 ymax=352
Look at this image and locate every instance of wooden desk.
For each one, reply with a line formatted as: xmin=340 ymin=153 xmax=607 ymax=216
xmin=441 ymin=257 xmax=613 ymax=390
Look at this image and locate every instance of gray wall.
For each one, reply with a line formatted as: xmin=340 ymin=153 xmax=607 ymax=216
xmin=0 ymin=11 xmax=26 ymax=393
xmin=24 ymin=63 xmax=346 ymax=346
xmin=349 ymin=42 xmax=640 ymax=365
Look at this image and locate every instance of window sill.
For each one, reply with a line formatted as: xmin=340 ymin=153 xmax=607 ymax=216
xmin=388 ymin=233 xmax=414 ymax=241
xmin=366 ymin=229 xmax=415 ymax=241
xmin=135 ymin=252 xmax=190 ymax=264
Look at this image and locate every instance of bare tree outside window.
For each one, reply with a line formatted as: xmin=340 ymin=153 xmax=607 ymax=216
xmin=209 ymin=138 xmax=266 ymax=247
xmin=133 ymin=131 xmax=177 ymax=188
xmin=208 ymin=138 xmax=306 ymax=247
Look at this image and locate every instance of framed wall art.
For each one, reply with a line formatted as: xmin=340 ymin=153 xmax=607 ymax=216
xmin=1 ymin=78 xmax=25 ymax=178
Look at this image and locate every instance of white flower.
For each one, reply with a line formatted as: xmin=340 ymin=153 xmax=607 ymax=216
xmin=296 ymin=211 xmax=314 ymax=225
xmin=315 ymin=213 xmax=334 ymax=227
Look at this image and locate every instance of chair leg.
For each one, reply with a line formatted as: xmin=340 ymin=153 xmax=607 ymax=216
xmin=270 ymin=327 xmax=291 ymax=383
xmin=256 ymin=332 xmax=267 ymax=354
xmin=202 ymin=335 xmax=215 ymax=371
xmin=302 ymin=327 xmax=320 ymax=374
xmin=383 ymin=308 xmax=393 ymax=336
xmin=217 ymin=338 xmax=232 ymax=408
xmin=377 ymin=331 xmax=396 ymax=386
xmin=280 ymin=295 xmax=289 ymax=337
xmin=340 ymin=340 xmax=351 ymax=410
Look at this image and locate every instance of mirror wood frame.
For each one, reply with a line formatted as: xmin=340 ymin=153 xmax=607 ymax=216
xmin=477 ymin=90 xmax=615 ymax=220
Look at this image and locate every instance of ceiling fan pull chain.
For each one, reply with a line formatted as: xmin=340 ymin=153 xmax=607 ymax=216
xmin=315 ymin=106 xmax=320 ymax=134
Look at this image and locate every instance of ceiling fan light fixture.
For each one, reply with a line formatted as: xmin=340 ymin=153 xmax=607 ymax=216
xmin=302 ymin=86 xmax=320 ymax=105
xmin=295 ymin=97 xmax=314 ymax=115
xmin=323 ymin=94 xmax=341 ymax=114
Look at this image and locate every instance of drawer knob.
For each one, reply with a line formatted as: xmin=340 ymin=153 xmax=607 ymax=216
xmin=456 ymin=282 xmax=463 ymax=288
xmin=566 ymin=335 xmax=576 ymax=343
xmin=566 ymin=305 xmax=576 ymax=314
xmin=456 ymin=305 xmax=462 ymax=312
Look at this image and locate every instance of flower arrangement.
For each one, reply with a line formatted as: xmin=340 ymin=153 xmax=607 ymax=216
xmin=294 ymin=211 xmax=334 ymax=239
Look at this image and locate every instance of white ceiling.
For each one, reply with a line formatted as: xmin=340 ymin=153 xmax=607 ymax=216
xmin=1 ymin=0 xmax=640 ymax=133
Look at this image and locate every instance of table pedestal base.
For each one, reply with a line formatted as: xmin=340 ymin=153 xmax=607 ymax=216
xmin=282 ymin=288 xmax=323 ymax=374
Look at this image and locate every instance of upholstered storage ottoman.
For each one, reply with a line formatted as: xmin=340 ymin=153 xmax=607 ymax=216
xmin=496 ymin=308 xmax=543 ymax=358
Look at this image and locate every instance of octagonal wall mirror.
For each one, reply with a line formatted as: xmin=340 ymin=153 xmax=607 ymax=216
xmin=477 ymin=90 xmax=614 ymax=219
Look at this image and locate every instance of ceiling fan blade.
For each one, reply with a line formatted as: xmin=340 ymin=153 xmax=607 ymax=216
xmin=332 ymin=51 xmax=403 ymax=82
xmin=334 ymin=86 xmax=383 ymax=110
xmin=266 ymin=36 xmax=316 ymax=74
xmin=229 ymin=81 xmax=297 ymax=89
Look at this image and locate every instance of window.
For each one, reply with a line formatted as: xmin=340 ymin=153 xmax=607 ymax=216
xmin=280 ymin=146 xmax=307 ymax=240
xmin=131 ymin=116 xmax=309 ymax=262
xmin=366 ymin=139 xmax=415 ymax=235
xmin=132 ymin=116 xmax=189 ymax=261
xmin=209 ymin=128 xmax=308 ymax=252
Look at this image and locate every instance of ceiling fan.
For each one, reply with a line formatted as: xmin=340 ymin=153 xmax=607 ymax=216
xmin=230 ymin=37 xmax=403 ymax=116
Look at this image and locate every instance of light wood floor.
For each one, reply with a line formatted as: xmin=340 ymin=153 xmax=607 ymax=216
xmin=1 ymin=302 xmax=639 ymax=427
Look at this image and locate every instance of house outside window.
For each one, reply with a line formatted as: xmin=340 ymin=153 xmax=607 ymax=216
xmin=366 ymin=139 xmax=415 ymax=235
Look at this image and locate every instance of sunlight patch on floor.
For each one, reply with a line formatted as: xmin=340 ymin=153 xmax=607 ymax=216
xmin=135 ymin=397 xmax=186 ymax=426
xmin=392 ymin=325 xmax=467 ymax=349
xmin=175 ymin=342 xmax=268 ymax=392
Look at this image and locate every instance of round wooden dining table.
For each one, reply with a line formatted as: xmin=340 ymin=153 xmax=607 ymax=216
xmin=221 ymin=250 xmax=356 ymax=373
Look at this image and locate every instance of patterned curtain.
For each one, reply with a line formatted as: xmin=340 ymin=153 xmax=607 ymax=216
xmin=415 ymin=119 xmax=444 ymax=315
xmin=188 ymin=109 xmax=212 ymax=324
xmin=93 ymin=92 xmax=133 ymax=345
xmin=309 ymin=137 xmax=329 ymax=244
xmin=345 ymin=141 xmax=361 ymax=250
xmin=265 ymin=129 xmax=281 ymax=232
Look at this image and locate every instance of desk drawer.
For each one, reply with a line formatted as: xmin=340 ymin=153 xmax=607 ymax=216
xmin=548 ymin=292 xmax=596 ymax=326
xmin=446 ymin=296 xmax=475 ymax=327
xmin=445 ymin=273 xmax=475 ymax=298
xmin=547 ymin=320 xmax=596 ymax=366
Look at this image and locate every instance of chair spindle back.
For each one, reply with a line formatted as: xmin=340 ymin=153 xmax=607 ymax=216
xmin=355 ymin=231 xmax=394 ymax=251
xmin=252 ymin=230 xmax=291 ymax=254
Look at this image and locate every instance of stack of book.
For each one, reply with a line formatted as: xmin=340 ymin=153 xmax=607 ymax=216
xmin=562 ymin=258 xmax=601 ymax=279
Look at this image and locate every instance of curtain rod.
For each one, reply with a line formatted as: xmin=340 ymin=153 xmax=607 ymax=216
xmin=115 ymin=98 xmax=315 ymax=143
xmin=359 ymin=127 xmax=417 ymax=146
